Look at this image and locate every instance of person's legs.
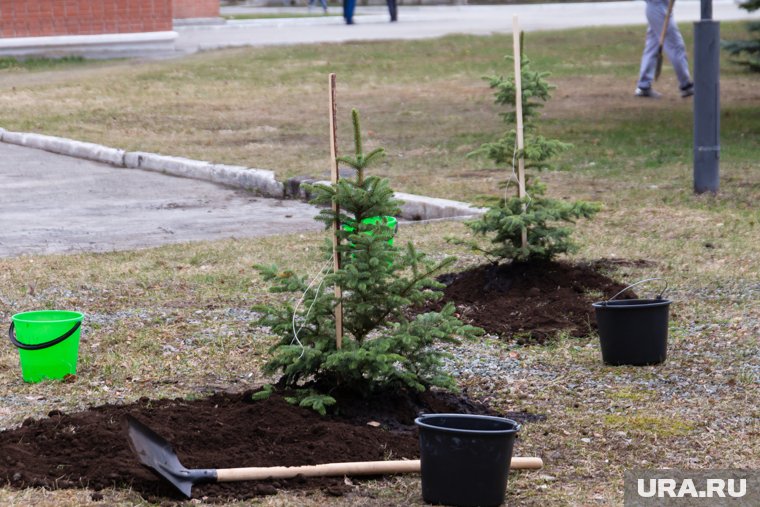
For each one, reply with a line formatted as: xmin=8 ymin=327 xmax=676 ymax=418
xmin=663 ymin=19 xmax=692 ymax=89
xmin=637 ymin=0 xmax=666 ymax=90
xmin=637 ymin=25 xmax=660 ymax=90
xmin=343 ymin=0 xmax=356 ymax=23
xmin=387 ymin=0 xmax=397 ymax=22
xmin=319 ymin=0 xmax=327 ymax=12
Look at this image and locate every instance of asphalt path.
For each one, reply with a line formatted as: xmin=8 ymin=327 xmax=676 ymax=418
xmin=0 ymin=143 xmax=322 ymax=257
xmin=175 ymin=1 xmax=759 ymax=54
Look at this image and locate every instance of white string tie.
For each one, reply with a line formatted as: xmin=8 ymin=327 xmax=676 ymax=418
xmin=290 ymin=254 xmax=334 ymax=359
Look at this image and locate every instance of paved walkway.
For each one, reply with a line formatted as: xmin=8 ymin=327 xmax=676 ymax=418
xmin=172 ymin=1 xmax=759 ymax=54
xmin=0 ymin=143 xmax=322 ymax=257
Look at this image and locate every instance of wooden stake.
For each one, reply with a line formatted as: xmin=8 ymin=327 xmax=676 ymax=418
xmin=328 ymin=74 xmax=344 ymax=350
xmin=512 ymin=15 xmax=528 ymax=249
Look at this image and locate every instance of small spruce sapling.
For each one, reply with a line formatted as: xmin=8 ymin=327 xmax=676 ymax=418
xmin=254 ymin=109 xmax=480 ymax=414
xmin=722 ymin=0 xmax=760 ymax=72
xmin=462 ymin=34 xmax=600 ymax=263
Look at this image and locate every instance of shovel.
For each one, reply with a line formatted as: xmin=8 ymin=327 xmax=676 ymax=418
xmin=124 ymin=414 xmax=544 ymax=498
xmin=655 ymin=0 xmax=676 ymax=80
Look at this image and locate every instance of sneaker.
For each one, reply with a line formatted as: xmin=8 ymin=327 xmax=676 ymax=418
xmin=680 ymin=82 xmax=695 ymax=98
xmin=635 ymin=87 xmax=662 ymax=98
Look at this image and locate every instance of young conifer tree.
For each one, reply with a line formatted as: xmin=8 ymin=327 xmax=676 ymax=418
xmin=723 ymin=0 xmax=760 ymax=72
xmin=462 ymin=34 xmax=600 ymax=263
xmin=254 ymin=109 xmax=480 ymax=414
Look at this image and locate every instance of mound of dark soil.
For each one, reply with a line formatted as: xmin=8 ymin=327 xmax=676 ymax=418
xmin=433 ymin=260 xmax=640 ymax=342
xmin=0 ymin=389 xmax=538 ymax=502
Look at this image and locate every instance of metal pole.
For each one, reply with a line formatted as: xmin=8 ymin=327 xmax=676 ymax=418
xmin=693 ymin=0 xmax=720 ymax=194
xmin=701 ymin=0 xmax=712 ymax=19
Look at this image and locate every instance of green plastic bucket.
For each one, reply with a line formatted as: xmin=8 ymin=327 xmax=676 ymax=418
xmin=9 ymin=310 xmax=83 ymax=383
xmin=343 ymin=216 xmax=398 ymax=245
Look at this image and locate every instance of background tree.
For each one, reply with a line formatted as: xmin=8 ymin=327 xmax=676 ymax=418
xmin=723 ymin=0 xmax=760 ymax=72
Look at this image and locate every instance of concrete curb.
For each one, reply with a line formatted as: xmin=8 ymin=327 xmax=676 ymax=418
xmin=124 ymin=152 xmax=284 ymax=198
xmin=0 ymin=130 xmax=283 ymax=198
xmin=173 ymin=17 xmax=227 ymax=27
xmin=395 ymin=191 xmax=484 ymax=220
xmin=0 ymin=128 xmax=482 ymax=220
xmin=0 ymin=31 xmax=178 ymax=59
xmin=285 ymin=179 xmax=483 ymax=220
xmin=0 ymin=131 xmax=126 ymax=166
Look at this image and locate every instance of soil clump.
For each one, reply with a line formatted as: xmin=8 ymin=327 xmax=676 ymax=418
xmin=432 ymin=260 xmax=641 ymax=342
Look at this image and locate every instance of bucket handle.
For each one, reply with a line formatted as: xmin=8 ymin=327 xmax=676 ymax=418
xmin=8 ymin=321 xmax=81 ymax=351
xmin=604 ymin=278 xmax=668 ymax=305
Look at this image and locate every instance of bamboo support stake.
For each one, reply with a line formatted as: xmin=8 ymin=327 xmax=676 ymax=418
xmin=328 ymin=73 xmax=343 ymax=350
xmin=512 ymin=15 xmax=528 ymax=249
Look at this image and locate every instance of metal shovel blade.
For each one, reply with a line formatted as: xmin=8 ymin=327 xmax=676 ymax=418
xmin=124 ymin=415 xmax=217 ymax=498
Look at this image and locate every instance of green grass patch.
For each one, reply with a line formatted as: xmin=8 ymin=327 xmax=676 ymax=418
xmin=608 ymin=387 xmax=655 ymax=402
xmin=0 ymin=55 xmax=89 ymax=71
xmin=604 ymin=413 xmax=696 ymax=437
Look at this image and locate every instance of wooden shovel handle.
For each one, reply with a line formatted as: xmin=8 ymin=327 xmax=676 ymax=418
xmin=215 ymin=457 xmax=543 ymax=482
xmin=659 ymin=0 xmax=676 ymax=47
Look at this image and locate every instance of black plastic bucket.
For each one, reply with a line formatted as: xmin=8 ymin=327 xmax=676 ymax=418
xmin=415 ymin=414 xmax=520 ymax=507
xmin=592 ymin=279 xmax=672 ymax=366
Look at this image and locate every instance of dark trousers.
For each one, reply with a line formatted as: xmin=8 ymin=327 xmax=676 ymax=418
xmin=343 ymin=0 xmax=356 ymax=24
xmin=387 ymin=0 xmax=397 ymax=21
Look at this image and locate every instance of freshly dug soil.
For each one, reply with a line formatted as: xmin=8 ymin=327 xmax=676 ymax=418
xmin=433 ymin=260 xmax=641 ymax=342
xmin=0 ymin=389 xmax=538 ymax=502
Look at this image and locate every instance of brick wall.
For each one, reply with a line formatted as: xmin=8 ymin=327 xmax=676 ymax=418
xmin=0 ymin=0 xmax=173 ymax=39
xmin=173 ymin=0 xmax=219 ymax=19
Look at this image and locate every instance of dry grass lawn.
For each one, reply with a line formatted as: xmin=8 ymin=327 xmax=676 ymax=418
xmin=0 ymin=21 xmax=758 ymax=507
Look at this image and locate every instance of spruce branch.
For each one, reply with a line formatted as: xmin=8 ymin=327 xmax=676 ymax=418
xmin=335 ymin=108 xmax=386 ymax=185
